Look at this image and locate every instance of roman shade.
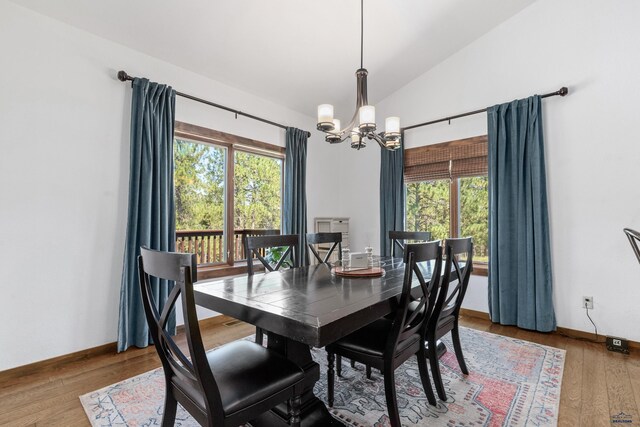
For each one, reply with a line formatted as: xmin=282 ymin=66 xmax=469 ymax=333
xmin=404 ymin=135 xmax=487 ymax=182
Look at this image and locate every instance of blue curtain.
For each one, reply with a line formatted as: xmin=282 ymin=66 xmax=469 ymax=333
xmin=117 ymin=78 xmax=176 ymax=352
xmin=380 ymin=141 xmax=405 ymax=256
xmin=487 ymin=96 xmax=556 ymax=332
xmin=283 ymin=128 xmax=309 ymax=266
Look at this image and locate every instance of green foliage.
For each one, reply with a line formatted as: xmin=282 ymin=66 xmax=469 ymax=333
xmin=265 ymin=246 xmax=292 ymax=269
xmin=174 ymin=139 xmax=225 ymax=230
xmin=459 ymin=176 xmax=488 ymax=261
xmin=406 ymin=180 xmax=450 ymax=241
xmin=174 ymin=139 xmax=282 ymax=232
xmin=234 ymin=151 xmax=282 ymax=230
xmin=405 ymin=176 xmax=488 ymax=261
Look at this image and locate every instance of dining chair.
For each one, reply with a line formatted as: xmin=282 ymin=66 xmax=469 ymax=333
xmin=624 ymin=228 xmax=640 ymax=265
xmin=306 ymin=232 xmax=342 ymax=264
xmin=137 ymin=247 xmax=304 ymax=427
xmin=245 ymin=234 xmax=299 ymax=343
xmin=389 ymin=230 xmax=432 ymax=258
xmin=426 ymin=237 xmax=473 ymax=401
xmin=245 ymin=234 xmax=299 ymax=276
xmin=326 ymin=241 xmax=442 ymax=427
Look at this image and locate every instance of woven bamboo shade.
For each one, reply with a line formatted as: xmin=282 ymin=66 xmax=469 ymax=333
xmin=404 ymin=135 xmax=487 ymax=182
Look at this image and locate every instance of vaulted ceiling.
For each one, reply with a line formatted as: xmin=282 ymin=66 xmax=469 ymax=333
xmin=11 ymin=0 xmax=536 ymax=117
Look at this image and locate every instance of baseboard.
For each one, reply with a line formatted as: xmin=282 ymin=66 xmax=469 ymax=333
xmin=0 ymin=314 xmax=238 ymax=382
xmin=0 ymin=341 xmax=119 ymax=383
xmin=459 ymin=308 xmax=491 ymax=321
xmin=459 ymin=308 xmax=640 ymax=350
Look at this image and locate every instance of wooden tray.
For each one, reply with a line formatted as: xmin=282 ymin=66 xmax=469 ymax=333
xmin=333 ymin=266 xmax=385 ymax=278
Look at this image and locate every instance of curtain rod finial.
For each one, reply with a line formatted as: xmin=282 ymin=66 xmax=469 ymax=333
xmin=559 ymin=87 xmax=568 ymax=96
xmin=117 ymin=70 xmax=130 ymax=82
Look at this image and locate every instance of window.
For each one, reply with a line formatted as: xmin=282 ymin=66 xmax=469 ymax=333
xmin=173 ymin=122 xmax=284 ymax=276
xmin=404 ymin=136 xmax=488 ymax=274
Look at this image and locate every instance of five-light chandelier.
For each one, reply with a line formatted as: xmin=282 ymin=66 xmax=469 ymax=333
xmin=316 ymin=0 xmax=401 ymax=150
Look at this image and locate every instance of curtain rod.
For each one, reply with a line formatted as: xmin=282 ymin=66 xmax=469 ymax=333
xmin=117 ymin=70 xmax=311 ymax=138
xmin=402 ymin=86 xmax=568 ymax=132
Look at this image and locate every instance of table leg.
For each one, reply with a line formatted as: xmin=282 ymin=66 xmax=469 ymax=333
xmin=250 ymin=333 xmax=344 ymax=427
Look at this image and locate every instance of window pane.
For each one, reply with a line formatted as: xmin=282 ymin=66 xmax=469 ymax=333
xmin=234 ymin=151 xmax=282 ymax=260
xmin=459 ymin=176 xmax=488 ymax=262
xmin=174 ymin=139 xmax=227 ymax=264
xmin=405 ymin=180 xmax=450 ymax=241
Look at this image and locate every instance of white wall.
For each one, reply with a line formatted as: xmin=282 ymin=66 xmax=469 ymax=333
xmin=0 ymin=0 xmax=339 ymax=371
xmin=341 ymin=0 xmax=640 ymax=340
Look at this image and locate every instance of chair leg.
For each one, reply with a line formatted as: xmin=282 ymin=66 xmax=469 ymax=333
xmin=255 ymin=327 xmax=264 ymax=345
xmin=336 ymin=355 xmax=342 ymax=377
xmin=451 ymin=323 xmax=469 ymax=375
xmin=289 ymin=395 xmax=301 ymax=427
xmin=327 ymin=352 xmax=335 ymax=407
xmin=428 ymin=337 xmax=447 ymax=401
xmin=382 ymin=365 xmax=401 ymax=427
xmin=417 ymin=348 xmax=437 ymax=406
xmin=366 ymin=365 xmax=372 ymax=380
xmin=161 ymin=387 xmax=177 ymax=427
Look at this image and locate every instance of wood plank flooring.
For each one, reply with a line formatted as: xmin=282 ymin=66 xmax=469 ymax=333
xmin=0 ymin=314 xmax=638 ymax=426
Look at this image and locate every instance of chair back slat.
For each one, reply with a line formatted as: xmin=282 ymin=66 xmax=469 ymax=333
xmin=307 ymin=232 xmax=342 ymax=264
xmin=245 ymin=234 xmax=299 ymax=276
xmin=624 ymin=228 xmax=640 ymax=265
xmin=429 ymin=238 xmax=473 ymax=332
xmin=386 ymin=241 xmax=442 ymax=355
xmin=138 ymin=247 xmax=224 ymax=419
xmin=389 ymin=231 xmax=432 ymax=258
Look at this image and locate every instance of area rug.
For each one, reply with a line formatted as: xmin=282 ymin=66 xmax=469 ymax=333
xmin=80 ymin=327 xmax=565 ymax=426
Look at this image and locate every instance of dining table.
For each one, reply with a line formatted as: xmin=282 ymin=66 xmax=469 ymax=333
xmin=193 ymin=256 xmax=448 ymax=427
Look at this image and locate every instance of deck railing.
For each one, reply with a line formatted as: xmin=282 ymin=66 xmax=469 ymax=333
xmin=176 ymin=228 xmax=280 ymax=265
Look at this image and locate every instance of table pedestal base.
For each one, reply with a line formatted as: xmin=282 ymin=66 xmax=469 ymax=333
xmin=250 ymin=333 xmax=345 ymax=426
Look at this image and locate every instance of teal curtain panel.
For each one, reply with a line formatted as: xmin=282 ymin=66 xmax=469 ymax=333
xmin=283 ymin=127 xmax=309 ymax=266
xmin=487 ymin=95 xmax=556 ymax=332
xmin=380 ymin=141 xmax=405 ymax=256
xmin=117 ymin=78 xmax=176 ymax=352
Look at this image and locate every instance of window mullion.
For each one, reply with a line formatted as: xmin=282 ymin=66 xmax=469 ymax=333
xmin=450 ymin=178 xmax=459 ymax=238
xmin=226 ymin=146 xmax=235 ymax=266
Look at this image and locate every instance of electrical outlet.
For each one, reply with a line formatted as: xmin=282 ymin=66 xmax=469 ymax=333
xmin=582 ymin=296 xmax=594 ymax=309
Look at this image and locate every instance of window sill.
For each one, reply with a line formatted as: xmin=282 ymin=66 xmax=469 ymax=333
xmin=197 ymin=262 xmax=265 ymax=281
xmin=472 ymin=263 xmax=488 ymax=277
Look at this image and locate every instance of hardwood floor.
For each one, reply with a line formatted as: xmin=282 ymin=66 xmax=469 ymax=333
xmin=1 ymin=314 xmax=638 ymax=426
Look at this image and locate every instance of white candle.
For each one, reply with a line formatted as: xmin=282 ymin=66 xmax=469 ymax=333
xmin=385 ymin=116 xmax=400 ymax=134
xmin=332 ymin=119 xmax=341 ymax=133
xmin=317 ymin=104 xmax=334 ymax=124
xmin=359 ymin=105 xmax=375 ymax=126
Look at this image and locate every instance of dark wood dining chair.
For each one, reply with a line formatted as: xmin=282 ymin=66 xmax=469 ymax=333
xmin=245 ymin=234 xmax=299 ymax=343
xmin=426 ymin=237 xmax=473 ymax=401
xmin=245 ymin=234 xmax=299 ymax=276
xmin=137 ymin=247 xmax=304 ymax=427
xmin=624 ymin=228 xmax=640 ymax=265
xmin=389 ymin=230 xmax=432 ymax=258
xmin=326 ymin=241 xmax=442 ymax=427
xmin=306 ymin=232 xmax=342 ymax=264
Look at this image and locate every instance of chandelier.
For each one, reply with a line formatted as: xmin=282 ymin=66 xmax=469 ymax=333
xmin=316 ymin=0 xmax=401 ymax=151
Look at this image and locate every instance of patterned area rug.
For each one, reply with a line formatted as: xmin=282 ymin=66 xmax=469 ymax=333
xmin=80 ymin=327 xmax=565 ymax=426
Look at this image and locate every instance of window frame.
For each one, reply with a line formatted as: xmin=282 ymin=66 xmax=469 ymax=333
xmin=404 ymin=135 xmax=489 ymax=277
xmin=174 ymin=121 xmax=285 ymax=280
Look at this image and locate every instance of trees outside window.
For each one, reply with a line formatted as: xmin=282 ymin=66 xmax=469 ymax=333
xmin=172 ymin=122 xmax=283 ymax=269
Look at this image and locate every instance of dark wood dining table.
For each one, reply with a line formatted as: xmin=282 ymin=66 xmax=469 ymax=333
xmin=193 ymin=256 xmax=442 ymax=426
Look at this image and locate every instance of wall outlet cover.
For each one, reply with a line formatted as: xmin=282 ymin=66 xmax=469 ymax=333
xmin=606 ymin=336 xmax=630 ymax=354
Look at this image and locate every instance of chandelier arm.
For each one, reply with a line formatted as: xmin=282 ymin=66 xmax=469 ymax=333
xmin=368 ymin=132 xmax=388 ymax=149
